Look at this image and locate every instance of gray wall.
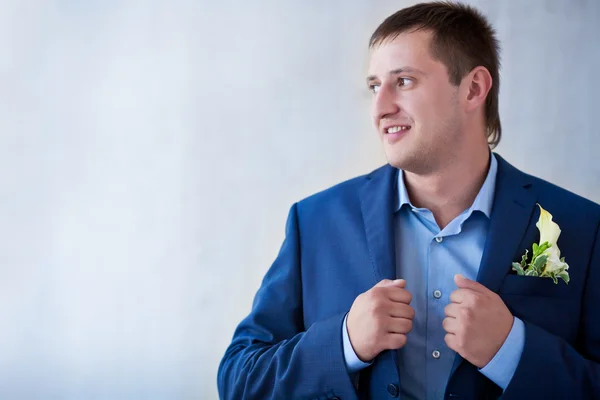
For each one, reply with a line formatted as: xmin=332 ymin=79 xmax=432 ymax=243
xmin=0 ymin=1 xmax=597 ymax=399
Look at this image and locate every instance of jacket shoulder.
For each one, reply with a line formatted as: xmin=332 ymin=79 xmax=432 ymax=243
xmin=496 ymin=153 xmax=600 ymax=219
xmin=295 ymin=164 xmax=392 ymax=214
xmin=527 ymin=172 xmax=600 ymax=218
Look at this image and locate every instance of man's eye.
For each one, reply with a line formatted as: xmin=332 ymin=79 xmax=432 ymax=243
xmin=398 ymin=77 xmax=414 ymax=86
xmin=369 ymin=84 xmax=381 ymax=94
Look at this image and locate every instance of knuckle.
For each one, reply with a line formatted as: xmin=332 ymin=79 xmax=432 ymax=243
xmin=392 ymin=334 xmax=407 ymax=349
xmin=365 ymin=291 xmax=380 ymax=305
xmin=460 ymin=307 xmax=473 ymax=320
xmin=444 ymin=334 xmax=452 ymax=347
xmin=399 ymin=335 xmax=407 ymax=347
xmin=372 ymin=305 xmax=386 ymax=319
xmin=372 ymin=315 xmax=385 ymax=333
xmin=405 ymin=305 xmax=415 ymax=319
xmin=365 ymin=288 xmax=378 ymax=301
xmin=462 ymin=293 xmax=473 ymax=306
xmin=370 ymin=298 xmax=386 ymax=314
xmin=452 ymin=329 xmax=466 ymax=347
xmin=373 ymin=287 xmax=387 ymax=300
xmin=396 ymin=303 xmax=414 ymax=319
xmin=397 ymin=319 xmax=408 ymax=333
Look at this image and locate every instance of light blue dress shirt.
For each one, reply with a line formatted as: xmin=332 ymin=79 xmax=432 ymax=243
xmin=342 ymin=154 xmax=525 ymax=399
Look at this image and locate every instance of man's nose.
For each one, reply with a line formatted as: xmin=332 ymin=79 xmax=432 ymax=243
xmin=373 ymin=84 xmax=400 ymax=122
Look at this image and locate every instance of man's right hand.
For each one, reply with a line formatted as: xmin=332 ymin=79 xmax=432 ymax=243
xmin=346 ymin=279 xmax=415 ymax=362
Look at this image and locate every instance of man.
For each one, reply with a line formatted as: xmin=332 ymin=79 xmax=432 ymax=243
xmin=218 ymin=2 xmax=600 ymax=399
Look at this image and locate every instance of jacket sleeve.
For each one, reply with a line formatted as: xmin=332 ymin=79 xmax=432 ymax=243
xmin=501 ymin=222 xmax=600 ymax=399
xmin=217 ymin=204 xmax=359 ymax=400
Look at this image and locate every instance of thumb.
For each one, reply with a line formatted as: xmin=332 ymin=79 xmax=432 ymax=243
xmin=454 ymin=274 xmax=485 ymax=292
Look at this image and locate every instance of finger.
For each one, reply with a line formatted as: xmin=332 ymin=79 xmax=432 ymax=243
xmin=444 ymin=333 xmax=458 ymax=351
xmin=444 ymin=303 xmax=461 ymax=318
xmin=388 ymin=302 xmax=415 ymax=319
xmin=385 ymin=287 xmax=412 ymax=304
xmin=442 ymin=316 xmax=459 ymax=333
xmin=449 ymin=288 xmax=473 ymax=304
xmin=454 ymin=274 xmax=488 ymax=293
xmin=375 ymin=279 xmax=392 ymax=287
xmin=382 ymin=333 xmax=407 ymax=350
xmin=376 ymin=278 xmax=406 ymax=288
xmin=386 ymin=317 xmax=413 ymax=334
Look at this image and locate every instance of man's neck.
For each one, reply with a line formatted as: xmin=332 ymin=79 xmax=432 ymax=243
xmin=403 ymin=149 xmax=491 ymax=230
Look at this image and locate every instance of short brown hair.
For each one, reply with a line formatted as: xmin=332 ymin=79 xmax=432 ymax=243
xmin=370 ymin=2 xmax=501 ymax=148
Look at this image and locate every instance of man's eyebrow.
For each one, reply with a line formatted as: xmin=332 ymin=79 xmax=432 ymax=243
xmin=366 ymin=67 xmax=427 ymax=83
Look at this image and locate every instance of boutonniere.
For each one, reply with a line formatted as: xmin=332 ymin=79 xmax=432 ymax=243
xmin=511 ymin=204 xmax=570 ymax=284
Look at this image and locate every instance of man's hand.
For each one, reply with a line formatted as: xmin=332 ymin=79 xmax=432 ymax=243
xmin=443 ymin=274 xmax=514 ymax=368
xmin=346 ymin=279 xmax=415 ymax=362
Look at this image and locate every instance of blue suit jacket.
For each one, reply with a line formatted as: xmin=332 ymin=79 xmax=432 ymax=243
xmin=218 ymin=154 xmax=600 ymax=399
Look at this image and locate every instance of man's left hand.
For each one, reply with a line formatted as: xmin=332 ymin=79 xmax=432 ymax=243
xmin=443 ymin=274 xmax=514 ymax=369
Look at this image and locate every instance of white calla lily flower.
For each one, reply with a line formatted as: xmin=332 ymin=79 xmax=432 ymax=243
xmin=536 ymin=204 xmax=569 ymax=277
xmin=512 ymin=204 xmax=570 ymax=284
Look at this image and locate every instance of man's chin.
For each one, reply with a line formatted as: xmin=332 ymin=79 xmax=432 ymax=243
xmin=383 ymin=150 xmax=409 ymax=170
xmin=384 ymin=151 xmax=425 ymax=173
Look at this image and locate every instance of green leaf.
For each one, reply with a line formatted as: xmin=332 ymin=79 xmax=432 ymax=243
xmin=520 ymin=250 xmax=529 ymax=268
xmin=558 ymin=271 xmax=570 ymax=284
xmin=549 ymin=274 xmax=558 ymax=284
xmin=532 ymin=243 xmax=539 ymax=255
xmin=512 ymin=262 xmax=525 ymax=275
xmin=525 ymin=269 xmax=539 ymax=277
xmin=531 ymin=254 xmax=548 ymax=274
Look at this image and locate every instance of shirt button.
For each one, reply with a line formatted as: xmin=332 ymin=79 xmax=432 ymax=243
xmin=433 ymin=290 xmax=442 ymax=299
xmin=387 ymin=383 xmax=399 ymax=397
xmin=435 ymin=237 xmax=443 ymax=243
xmin=432 ymin=350 xmax=441 ymax=359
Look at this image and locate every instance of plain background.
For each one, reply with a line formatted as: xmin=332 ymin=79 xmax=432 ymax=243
xmin=0 ymin=0 xmax=598 ymax=399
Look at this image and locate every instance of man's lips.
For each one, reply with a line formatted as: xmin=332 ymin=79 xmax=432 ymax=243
xmin=383 ymin=125 xmax=411 ymax=134
xmin=382 ymin=124 xmax=411 ymax=143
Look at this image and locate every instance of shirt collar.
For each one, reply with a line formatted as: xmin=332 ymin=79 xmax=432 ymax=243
xmin=395 ymin=152 xmax=498 ymax=218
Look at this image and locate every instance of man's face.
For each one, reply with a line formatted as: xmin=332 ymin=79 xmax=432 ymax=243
xmin=367 ymin=29 xmax=465 ymax=174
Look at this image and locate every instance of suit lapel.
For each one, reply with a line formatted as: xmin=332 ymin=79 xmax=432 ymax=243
xmin=359 ymin=164 xmax=400 ymax=375
xmin=359 ymin=164 xmax=399 ymax=285
xmin=477 ymin=154 xmax=538 ymax=292
xmin=449 ymin=154 xmax=538 ymax=379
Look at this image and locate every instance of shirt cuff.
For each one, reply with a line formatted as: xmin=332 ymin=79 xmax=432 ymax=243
xmin=479 ymin=316 xmax=525 ymax=390
xmin=342 ymin=313 xmax=373 ymax=373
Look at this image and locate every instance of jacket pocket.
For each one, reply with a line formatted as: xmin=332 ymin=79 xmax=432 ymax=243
xmin=499 ymin=274 xmax=571 ymax=298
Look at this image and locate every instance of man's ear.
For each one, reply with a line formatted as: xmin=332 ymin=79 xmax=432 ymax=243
xmin=464 ymin=66 xmax=493 ymax=112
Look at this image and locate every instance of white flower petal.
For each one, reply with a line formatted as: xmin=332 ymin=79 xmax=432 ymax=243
xmin=536 ymin=205 xmax=561 ymax=249
xmin=539 ymin=246 xmax=569 ymax=275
